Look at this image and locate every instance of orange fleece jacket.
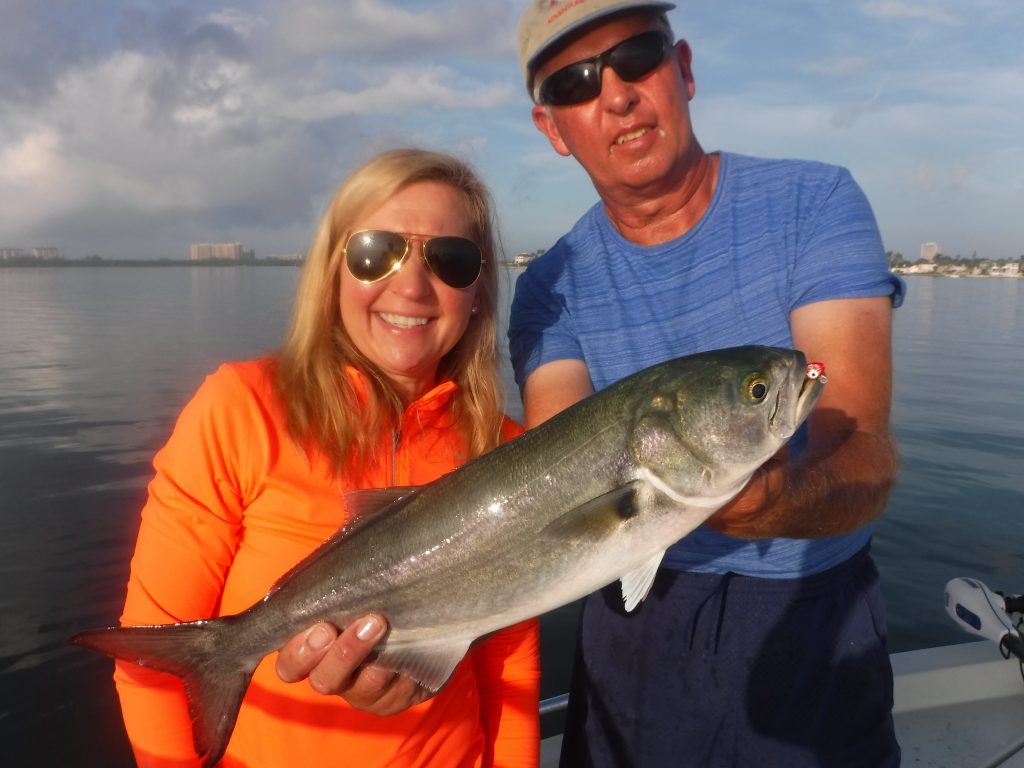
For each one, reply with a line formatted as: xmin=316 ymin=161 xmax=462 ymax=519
xmin=114 ymin=359 xmax=540 ymax=767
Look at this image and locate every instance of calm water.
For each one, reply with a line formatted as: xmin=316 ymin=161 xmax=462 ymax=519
xmin=0 ymin=267 xmax=1022 ymax=765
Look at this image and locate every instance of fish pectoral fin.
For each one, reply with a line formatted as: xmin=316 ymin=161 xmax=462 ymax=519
xmin=373 ymin=637 xmax=473 ymax=693
xmin=541 ymin=481 xmax=645 ymax=541
xmin=620 ymin=552 xmax=665 ymax=612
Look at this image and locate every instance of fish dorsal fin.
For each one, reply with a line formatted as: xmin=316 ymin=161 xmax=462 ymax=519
xmin=620 ymin=552 xmax=665 ymax=612
xmin=372 ymin=636 xmax=474 ymax=693
xmin=266 ymin=487 xmax=421 ymax=597
xmin=541 ymin=481 xmax=644 ymax=540
xmin=343 ymin=486 xmax=419 ymax=521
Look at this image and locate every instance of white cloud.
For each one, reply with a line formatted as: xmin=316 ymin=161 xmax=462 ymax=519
xmin=861 ymin=1 xmax=964 ymax=26
xmin=206 ymin=9 xmax=268 ymax=38
xmin=275 ymin=0 xmax=515 ymax=56
xmin=1 ymin=1 xmax=1019 ymax=263
xmin=803 ymin=56 xmax=871 ymax=78
xmin=287 ymin=67 xmax=516 ymax=119
xmin=0 ymin=128 xmax=60 ymax=185
xmin=828 ymin=77 xmax=889 ymax=128
xmin=0 ymin=2 xmax=524 ymax=257
xmin=907 ymin=161 xmax=975 ymax=195
xmin=0 ymin=45 xmax=323 ymax=253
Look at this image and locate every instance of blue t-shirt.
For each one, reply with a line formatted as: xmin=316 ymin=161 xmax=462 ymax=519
xmin=508 ymin=152 xmax=905 ymax=578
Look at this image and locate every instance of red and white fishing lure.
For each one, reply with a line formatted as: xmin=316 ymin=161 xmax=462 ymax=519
xmin=805 ymin=362 xmax=827 ymax=384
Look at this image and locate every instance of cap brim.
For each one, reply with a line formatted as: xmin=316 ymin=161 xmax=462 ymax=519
xmin=525 ymin=1 xmax=676 ymax=78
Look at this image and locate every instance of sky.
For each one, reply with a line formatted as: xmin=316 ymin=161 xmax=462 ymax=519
xmin=1 ymin=0 xmax=1022 ymax=263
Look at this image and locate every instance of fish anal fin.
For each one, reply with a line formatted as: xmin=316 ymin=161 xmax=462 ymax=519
xmin=620 ymin=552 xmax=665 ymax=612
xmin=373 ymin=637 xmax=473 ymax=693
xmin=541 ymin=481 xmax=644 ymax=541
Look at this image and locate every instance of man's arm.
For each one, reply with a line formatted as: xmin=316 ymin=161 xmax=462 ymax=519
xmin=522 ymin=359 xmax=594 ymax=428
xmin=707 ymin=296 xmax=898 ymax=539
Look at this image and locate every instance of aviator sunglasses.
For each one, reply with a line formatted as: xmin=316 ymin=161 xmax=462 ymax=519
xmin=344 ymin=230 xmax=485 ymax=290
xmin=536 ymin=30 xmax=673 ymax=106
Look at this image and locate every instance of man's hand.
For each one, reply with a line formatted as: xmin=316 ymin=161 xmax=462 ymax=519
xmin=275 ymin=615 xmax=434 ymax=716
xmin=705 ymin=450 xmax=788 ymax=538
xmin=706 ymin=296 xmax=898 ymax=540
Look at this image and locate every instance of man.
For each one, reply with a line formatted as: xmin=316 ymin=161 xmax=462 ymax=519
xmin=510 ymin=1 xmax=904 ymax=766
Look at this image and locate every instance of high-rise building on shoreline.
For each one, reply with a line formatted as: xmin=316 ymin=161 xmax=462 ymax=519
xmin=920 ymin=242 xmax=941 ymax=262
xmin=1 ymin=247 xmax=59 ymax=260
xmin=190 ymin=243 xmax=255 ymax=261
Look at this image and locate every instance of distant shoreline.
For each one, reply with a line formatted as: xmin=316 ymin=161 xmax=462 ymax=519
xmin=0 ymin=259 xmax=529 ymax=269
xmin=0 ymin=258 xmax=301 ymax=268
xmin=895 ymin=271 xmax=1023 ymax=280
xmin=5 ymin=260 xmax=1015 ymax=277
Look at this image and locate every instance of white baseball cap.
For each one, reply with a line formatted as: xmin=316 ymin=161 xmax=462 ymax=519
xmin=517 ymin=0 xmax=676 ymax=98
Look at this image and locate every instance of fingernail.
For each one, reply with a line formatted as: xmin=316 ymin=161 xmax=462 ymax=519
xmin=356 ymin=616 xmax=381 ymax=641
xmin=307 ymin=624 xmax=332 ymax=650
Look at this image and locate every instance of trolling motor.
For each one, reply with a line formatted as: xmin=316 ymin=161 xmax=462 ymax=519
xmin=945 ymin=577 xmax=1024 ymax=661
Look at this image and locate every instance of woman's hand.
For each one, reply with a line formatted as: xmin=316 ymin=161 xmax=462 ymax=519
xmin=275 ymin=615 xmax=434 ymax=716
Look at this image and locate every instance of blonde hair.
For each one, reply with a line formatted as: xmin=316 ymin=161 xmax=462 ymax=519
xmin=275 ymin=148 xmax=504 ymax=479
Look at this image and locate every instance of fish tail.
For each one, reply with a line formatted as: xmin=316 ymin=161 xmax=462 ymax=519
xmin=70 ymin=617 xmax=255 ymax=768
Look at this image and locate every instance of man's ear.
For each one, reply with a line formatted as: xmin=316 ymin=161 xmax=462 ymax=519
xmin=674 ymin=39 xmax=696 ymax=101
xmin=531 ymin=104 xmax=572 ymax=157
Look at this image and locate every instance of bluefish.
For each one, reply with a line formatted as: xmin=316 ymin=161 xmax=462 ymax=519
xmin=71 ymin=345 xmax=824 ymax=766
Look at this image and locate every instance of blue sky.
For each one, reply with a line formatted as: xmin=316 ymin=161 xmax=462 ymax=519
xmin=1 ymin=0 xmax=1021 ymax=262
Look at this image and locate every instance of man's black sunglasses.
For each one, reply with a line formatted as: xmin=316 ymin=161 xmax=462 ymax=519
xmin=536 ymin=30 xmax=673 ymax=107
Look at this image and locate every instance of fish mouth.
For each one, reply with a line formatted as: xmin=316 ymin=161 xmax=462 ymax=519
xmin=795 ymin=372 xmax=825 ymax=424
xmin=769 ymin=386 xmax=784 ymax=431
xmin=769 ymin=358 xmax=825 ymax=436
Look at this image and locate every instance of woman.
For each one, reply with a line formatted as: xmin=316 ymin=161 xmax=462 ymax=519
xmin=113 ymin=149 xmax=540 ymax=767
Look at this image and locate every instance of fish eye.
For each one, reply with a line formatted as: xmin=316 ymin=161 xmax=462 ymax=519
xmin=743 ymin=374 xmax=770 ymax=403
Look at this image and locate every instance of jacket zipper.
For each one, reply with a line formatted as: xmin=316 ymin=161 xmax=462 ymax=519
xmin=390 ymin=428 xmax=401 ymax=487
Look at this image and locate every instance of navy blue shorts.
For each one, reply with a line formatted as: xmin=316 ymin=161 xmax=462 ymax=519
xmin=558 ymin=546 xmax=900 ymax=767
